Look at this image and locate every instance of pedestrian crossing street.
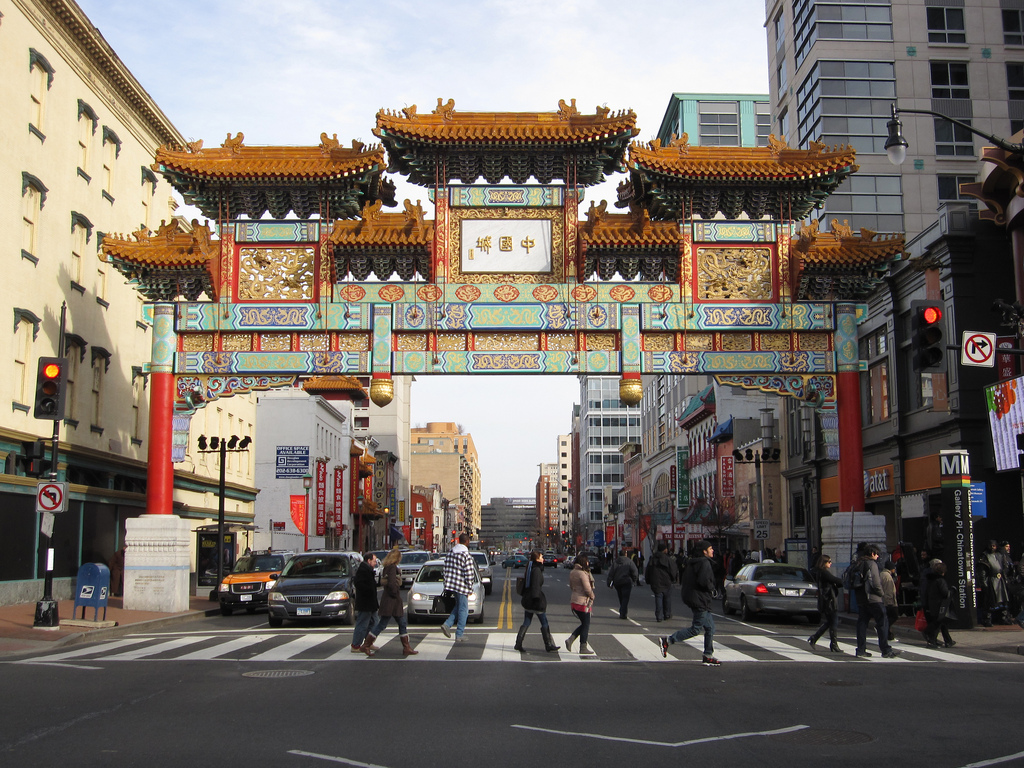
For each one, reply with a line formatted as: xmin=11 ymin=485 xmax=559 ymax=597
xmin=12 ymin=630 xmax=1005 ymax=666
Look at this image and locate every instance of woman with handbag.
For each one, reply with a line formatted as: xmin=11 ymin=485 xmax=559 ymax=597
xmin=923 ymin=561 xmax=956 ymax=649
xmin=515 ymin=551 xmax=558 ymax=652
xmin=808 ymin=554 xmax=844 ymax=653
xmin=362 ymin=547 xmax=418 ymax=657
xmin=565 ymin=554 xmax=596 ymax=655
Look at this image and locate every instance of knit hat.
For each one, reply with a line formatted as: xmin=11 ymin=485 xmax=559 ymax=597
xmin=697 ymin=539 xmax=714 ymax=554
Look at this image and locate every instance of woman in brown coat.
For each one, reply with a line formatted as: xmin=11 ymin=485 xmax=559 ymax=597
xmin=565 ymin=554 xmax=596 ymax=655
xmin=361 ymin=547 xmax=418 ymax=656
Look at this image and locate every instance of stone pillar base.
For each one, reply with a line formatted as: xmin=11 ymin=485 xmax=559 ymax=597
xmin=123 ymin=514 xmax=192 ymax=612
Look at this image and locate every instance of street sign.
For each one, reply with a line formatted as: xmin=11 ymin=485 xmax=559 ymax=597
xmin=753 ymin=519 xmax=770 ymax=541
xmin=961 ymin=331 xmax=996 ymax=368
xmin=36 ymin=481 xmax=68 ymax=513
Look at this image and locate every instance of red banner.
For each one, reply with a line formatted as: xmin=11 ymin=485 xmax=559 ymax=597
xmin=721 ymin=455 xmax=735 ymax=498
xmin=334 ymin=466 xmax=344 ymax=532
xmin=315 ymin=460 xmax=327 ymax=536
xmin=290 ymin=495 xmax=306 ymax=535
xmin=997 ymin=335 xmax=1018 ymax=380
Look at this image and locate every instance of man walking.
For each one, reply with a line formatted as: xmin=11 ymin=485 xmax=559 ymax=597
xmin=607 ymin=550 xmax=639 ymax=620
xmin=440 ymin=533 xmax=476 ymax=641
xmin=646 ymin=542 xmax=678 ymax=622
xmin=351 ymin=552 xmax=379 ymax=654
xmin=854 ymin=544 xmax=899 ymax=658
xmin=660 ymin=540 xmax=721 ymax=666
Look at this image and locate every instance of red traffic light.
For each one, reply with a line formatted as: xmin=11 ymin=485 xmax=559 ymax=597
xmin=920 ymin=305 xmax=942 ymax=325
xmin=42 ymin=362 xmax=62 ymax=379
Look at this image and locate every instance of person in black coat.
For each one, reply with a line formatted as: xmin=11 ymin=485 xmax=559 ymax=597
xmin=646 ymin=542 xmax=679 ymax=622
xmin=659 ymin=540 xmax=720 ymax=666
xmin=350 ymin=552 xmax=379 ymax=654
xmin=515 ymin=551 xmax=558 ymax=652
xmin=923 ymin=561 xmax=956 ymax=648
xmin=808 ymin=555 xmax=844 ymax=653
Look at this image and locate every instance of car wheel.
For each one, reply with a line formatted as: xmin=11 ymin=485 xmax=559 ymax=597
xmin=219 ymin=604 xmax=233 ymax=617
xmin=340 ymin=605 xmax=354 ymax=626
xmin=268 ymin=616 xmax=283 ymax=628
xmin=740 ymin=596 xmax=755 ymax=622
xmin=722 ymin=594 xmax=735 ymax=616
xmin=484 ymin=584 xmax=492 ymax=596
xmin=473 ymin=611 xmax=484 ymax=624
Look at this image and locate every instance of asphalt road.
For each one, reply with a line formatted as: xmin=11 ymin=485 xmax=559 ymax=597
xmin=3 ymin=565 xmax=1023 ymax=768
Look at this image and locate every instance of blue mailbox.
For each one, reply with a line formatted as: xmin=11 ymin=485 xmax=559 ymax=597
xmin=74 ymin=563 xmax=111 ymax=621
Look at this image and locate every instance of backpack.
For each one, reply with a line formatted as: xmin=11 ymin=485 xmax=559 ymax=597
xmin=644 ymin=560 xmax=655 ymax=586
xmin=843 ymin=560 xmax=867 ymax=590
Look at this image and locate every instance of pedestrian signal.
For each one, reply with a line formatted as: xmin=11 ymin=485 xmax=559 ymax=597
xmin=33 ymin=357 xmax=67 ymax=420
xmin=911 ymin=300 xmax=946 ymax=373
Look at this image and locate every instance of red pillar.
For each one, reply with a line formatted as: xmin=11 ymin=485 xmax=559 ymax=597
xmin=147 ymin=303 xmax=176 ymax=514
xmin=836 ymin=369 xmax=865 ymax=513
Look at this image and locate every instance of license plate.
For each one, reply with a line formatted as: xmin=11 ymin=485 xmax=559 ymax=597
xmin=781 ymin=588 xmax=801 ymax=597
xmin=297 ymin=607 xmax=311 ymax=616
xmin=240 ymin=594 xmax=252 ymax=602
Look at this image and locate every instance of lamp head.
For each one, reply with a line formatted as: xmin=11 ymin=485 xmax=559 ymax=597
xmin=885 ymin=104 xmax=908 ymax=165
xmin=197 ymin=435 xmax=208 ymax=451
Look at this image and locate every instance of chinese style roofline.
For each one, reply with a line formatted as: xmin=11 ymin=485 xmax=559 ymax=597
xmin=792 ymin=219 xmax=905 ymax=301
xmin=100 ymin=219 xmax=219 ymax=301
xmin=578 ymin=201 xmax=682 ymax=248
xmin=302 ymin=375 xmax=368 ymax=398
xmin=329 ymin=200 xmax=434 ymax=247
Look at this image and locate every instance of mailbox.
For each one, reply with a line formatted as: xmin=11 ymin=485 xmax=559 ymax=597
xmin=74 ymin=563 xmax=111 ymax=621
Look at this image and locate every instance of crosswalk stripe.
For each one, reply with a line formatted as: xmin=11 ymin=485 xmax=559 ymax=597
xmin=103 ymin=636 xmax=215 ymax=660
xmin=18 ymin=636 xmax=152 ymax=662
xmin=481 ymin=632 xmax=522 ymax=662
xmin=245 ymin=634 xmax=338 ymax=661
xmin=889 ymin=644 xmax=988 ymax=664
xmin=615 ymin=634 xmax=669 ymax=662
xmin=755 ymin=636 xmax=834 ymax=662
xmin=175 ymin=634 xmax=270 ymax=660
xmin=407 ymin=635 xmax=451 ymax=660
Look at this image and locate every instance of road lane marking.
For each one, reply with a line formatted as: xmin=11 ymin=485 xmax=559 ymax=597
xmin=102 ymin=635 xmax=215 ymax=660
xmin=754 ymin=636 xmax=834 ymax=662
xmin=510 ymin=723 xmax=810 ymax=747
xmin=242 ymin=633 xmax=338 ymax=661
xmin=14 ymin=636 xmax=151 ymax=661
xmin=14 ymin=661 xmax=103 ymax=670
xmin=481 ymin=631 xmax=522 ymax=662
xmin=287 ymin=750 xmax=390 ymax=767
xmin=959 ymin=749 xmax=1024 ymax=767
xmin=175 ymin=634 xmax=271 ymax=660
xmin=615 ymin=634 xmax=669 ymax=662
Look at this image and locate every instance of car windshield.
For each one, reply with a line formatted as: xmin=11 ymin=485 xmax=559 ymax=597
xmin=471 ymin=553 xmax=489 ymax=566
xmin=232 ymin=555 xmax=285 ymax=573
xmin=402 ymin=552 xmax=430 ymax=564
xmin=281 ymin=555 xmax=349 ymax=578
xmin=416 ymin=564 xmax=445 ymax=583
xmin=753 ymin=566 xmax=811 ymax=581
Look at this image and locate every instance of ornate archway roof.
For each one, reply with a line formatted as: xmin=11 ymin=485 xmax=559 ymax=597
xmin=792 ymin=219 xmax=905 ymax=300
xmin=621 ymin=135 xmax=858 ymax=220
xmin=373 ymin=98 xmax=638 ymax=187
xmin=329 ymin=200 xmax=434 ymax=281
xmin=302 ymin=375 xmax=368 ymax=397
xmin=578 ymin=201 xmax=682 ymax=248
xmin=153 ymin=133 xmax=396 ymax=220
xmin=100 ymin=219 xmax=219 ymax=301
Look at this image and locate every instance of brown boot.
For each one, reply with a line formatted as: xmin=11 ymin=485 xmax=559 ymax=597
xmin=360 ymin=633 xmax=378 ymax=656
xmin=400 ymin=634 xmax=418 ymax=656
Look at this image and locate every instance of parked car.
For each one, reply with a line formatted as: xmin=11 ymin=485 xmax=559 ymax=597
xmin=502 ymin=554 xmax=528 ymax=568
xmin=470 ymin=551 xmax=493 ymax=595
xmin=266 ymin=551 xmax=362 ymax=627
xmin=543 ymin=551 xmax=557 ymax=566
xmin=581 ymin=551 xmax=602 ymax=575
xmin=397 ymin=550 xmax=433 ymax=587
xmin=407 ymin=560 xmax=485 ymax=624
xmin=218 ymin=552 xmax=289 ymax=616
xmin=722 ymin=563 xmax=819 ymax=622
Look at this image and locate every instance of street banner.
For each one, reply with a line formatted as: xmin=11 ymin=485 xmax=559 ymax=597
xmin=315 ymin=460 xmax=327 ymax=536
xmin=333 ymin=466 xmax=344 ymax=533
xmin=940 ymin=450 xmax=976 ymax=629
xmin=290 ymin=495 xmax=306 ymax=536
xmin=997 ymin=335 xmax=1017 ymax=380
xmin=676 ymin=447 xmax=690 ymax=508
xmin=721 ymin=455 xmax=735 ymax=498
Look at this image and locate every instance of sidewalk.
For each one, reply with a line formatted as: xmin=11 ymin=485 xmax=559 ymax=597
xmin=0 ymin=594 xmax=220 ymax=658
xmin=838 ymin=610 xmax=1024 ymax=656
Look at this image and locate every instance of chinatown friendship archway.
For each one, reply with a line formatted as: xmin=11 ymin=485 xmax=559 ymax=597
xmin=102 ymin=99 xmax=904 ymax=610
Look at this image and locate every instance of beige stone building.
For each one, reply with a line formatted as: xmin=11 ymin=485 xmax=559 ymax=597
xmin=410 ymin=421 xmax=481 ymax=537
xmin=0 ymin=0 xmax=256 ymax=604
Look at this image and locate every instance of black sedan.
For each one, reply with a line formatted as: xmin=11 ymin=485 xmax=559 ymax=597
xmin=722 ymin=563 xmax=819 ymax=622
xmin=266 ymin=551 xmax=361 ymax=627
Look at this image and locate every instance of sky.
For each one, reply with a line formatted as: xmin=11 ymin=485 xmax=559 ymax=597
xmin=75 ymin=0 xmax=771 ymax=499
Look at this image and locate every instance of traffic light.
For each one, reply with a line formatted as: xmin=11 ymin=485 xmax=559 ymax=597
xmin=911 ymin=300 xmax=947 ymax=373
xmin=33 ymin=357 xmax=67 ymax=420
xmin=20 ymin=439 xmax=52 ymax=477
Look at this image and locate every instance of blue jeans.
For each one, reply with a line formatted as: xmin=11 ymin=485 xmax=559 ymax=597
xmin=443 ymin=592 xmax=469 ymax=638
xmin=856 ymin=599 xmax=891 ymax=654
xmin=352 ymin=610 xmax=378 ymax=647
xmin=670 ymin=607 xmax=715 ymax=656
xmin=520 ymin=610 xmax=549 ymax=630
xmin=569 ymin=608 xmax=590 ymax=644
xmin=371 ymin=613 xmax=408 ymax=637
xmin=655 ymin=591 xmax=672 ymax=621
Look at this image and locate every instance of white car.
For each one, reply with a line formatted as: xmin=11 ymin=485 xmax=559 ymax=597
xmin=470 ymin=551 xmax=493 ymax=595
xmin=406 ymin=559 xmax=485 ymax=624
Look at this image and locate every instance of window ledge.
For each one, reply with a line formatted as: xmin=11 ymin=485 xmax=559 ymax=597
xmin=77 ymin=168 xmax=91 ymax=183
xmin=70 ymin=280 xmax=85 ymax=294
xmin=131 ymin=437 xmax=144 ymax=447
xmin=96 ymin=297 xmax=109 ymax=309
xmin=926 ymin=42 xmax=969 ymax=49
xmin=28 ymin=124 xmax=45 ymax=142
xmin=21 ymin=250 xmax=38 ymax=265
xmin=101 ymin=190 xmax=115 ymax=204
xmin=64 ymin=418 xmax=79 ymax=429
xmin=136 ymin=320 xmax=149 ymax=331
xmin=90 ymin=425 xmax=104 ymax=435
xmin=12 ymin=402 xmax=30 ymax=414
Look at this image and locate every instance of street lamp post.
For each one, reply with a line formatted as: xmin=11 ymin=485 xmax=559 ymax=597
xmin=884 ymin=102 xmax=1024 ymax=167
xmin=732 ymin=408 xmax=780 ymax=560
xmin=302 ymin=473 xmax=313 ymax=552
xmin=197 ymin=434 xmax=251 ymax=598
xmin=669 ymin=489 xmax=677 ymax=552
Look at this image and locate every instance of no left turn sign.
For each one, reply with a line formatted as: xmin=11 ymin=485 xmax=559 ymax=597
xmin=961 ymin=331 xmax=996 ymax=368
xmin=36 ymin=481 xmax=68 ymax=513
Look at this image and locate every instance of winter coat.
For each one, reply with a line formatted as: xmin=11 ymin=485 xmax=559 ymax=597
xmin=569 ymin=565 xmax=595 ymax=609
xmin=353 ymin=560 xmax=379 ymax=613
xmin=647 ymin=551 xmax=678 ymax=594
xmin=923 ymin=571 xmax=952 ymax=621
xmin=812 ymin=566 xmax=843 ymax=614
xmin=680 ymin=554 xmax=715 ymax=611
xmin=607 ymin=555 xmax=638 ymax=587
xmin=521 ymin=560 xmax=548 ymax=613
xmin=377 ymin=562 xmax=404 ymax=618
xmin=978 ymin=551 xmax=1010 ymax=606
xmin=879 ymin=569 xmax=897 ymax=608
xmin=855 ymin=556 xmax=885 ymax=604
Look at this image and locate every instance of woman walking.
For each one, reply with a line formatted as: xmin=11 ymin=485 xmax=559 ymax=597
xmin=808 ymin=554 xmax=844 ymax=653
xmin=923 ymin=561 xmax=956 ymax=648
xmin=361 ymin=547 xmax=418 ymax=657
xmin=515 ymin=550 xmax=558 ymax=652
xmin=565 ymin=554 xmax=596 ymax=655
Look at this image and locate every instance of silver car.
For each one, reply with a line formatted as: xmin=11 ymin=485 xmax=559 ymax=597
xmin=722 ymin=563 xmax=819 ymax=622
xmin=470 ymin=551 xmax=493 ymax=595
xmin=396 ymin=550 xmax=432 ymax=587
xmin=406 ymin=560 xmax=485 ymax=624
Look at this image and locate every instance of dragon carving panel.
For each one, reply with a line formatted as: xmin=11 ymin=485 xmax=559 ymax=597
xmin=696 ymin=247 xmax=772 ymax=301
xmin=238 ymin=247 xmax=315 ymax=301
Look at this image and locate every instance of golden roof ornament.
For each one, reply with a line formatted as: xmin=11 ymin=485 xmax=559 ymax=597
xmin=767 ymin=134 xmax=789 ymax=156
xmin=557 ymin=98 xmax=581 ymax=120
xmin=222 ymin=132 xmax=245 ymax=154
xmin=319 ymin=132 xmax=340 ymax=153
xmin=433 ymin=98 xmax=455 ymax=121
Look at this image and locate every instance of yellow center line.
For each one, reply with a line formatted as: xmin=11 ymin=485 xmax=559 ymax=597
xmin=499 ymin=567 xmax=513 ymax=629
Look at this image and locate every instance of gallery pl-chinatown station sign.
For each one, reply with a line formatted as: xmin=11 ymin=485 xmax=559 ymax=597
xmin=940 ymin=450 xmax=977 ymax=629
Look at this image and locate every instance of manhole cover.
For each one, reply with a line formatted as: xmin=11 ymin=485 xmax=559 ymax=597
xmin=242 ymin=669 xmax=315 ymax=679
xmin=774 ymin=728 xmax=873 ymax=745
xmin=821 ymin=679 xmax=863 ymax=687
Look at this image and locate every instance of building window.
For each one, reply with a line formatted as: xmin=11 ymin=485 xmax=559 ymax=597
xmin=1004 ymin=8 xmax=1024 ymax=46
xmin=71 ymin=219 xmax=89 ymax=285
xmin=1008 ymin=63 xmax=1024 ymax=101
xmin=22 ymin=186 xmax=41 ymax=259
xmin=779 ymin=109 xmax=789 ymax=143
xmin=28 ymin=49 xmax=54 ymax=139
xmin=930 ymin=61 xmax=970 ymax=99
xmin=775 ymin=11 xmax=785 ymax=49
xmin=698 ymin=101 xmax=740 ymax=146
xmin=755 ymin=103 xmax=771 ymax=146
xmin=937 ymin=174 xmax=975 ymax=202
xmin=927 ymin=7 xmax=966 ymax=44
xmin=817 ymin=174 xmax=903 ymax=233
xmin=796 ymin=60 xmax=896 ymax=153
xmin=13 ymin=317 xmax=34 ymax=407
xmin=793 ymin=1 xmax=892 ymax=66
xmin=861 ymin=328 xmax=890 ymax=424
xmin=934 ymin=118 xmax=974 ymax=156
xmin=776 ymin=60 xmax=788 ymax=97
